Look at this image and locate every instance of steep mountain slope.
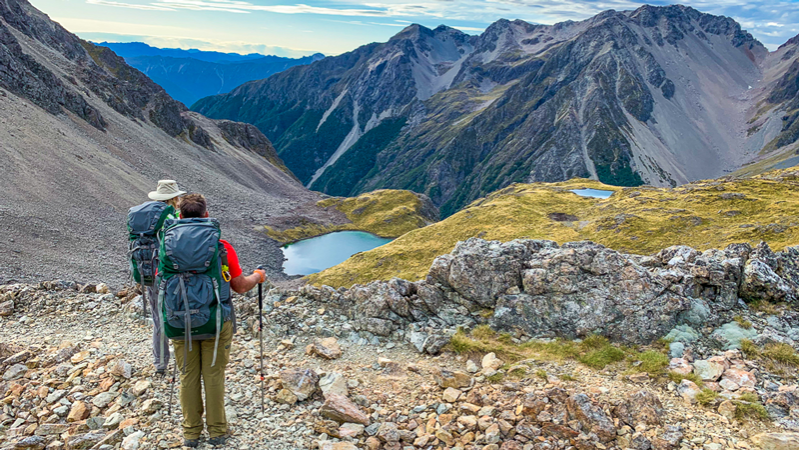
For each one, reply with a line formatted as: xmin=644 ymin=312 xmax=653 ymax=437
xmin=0 ymin=0 xmax=330 ymax=283
xmin=96 ymin=42 xmax=324 ymax=106
xmin=195 ymin=5 xmax=782 ymax=216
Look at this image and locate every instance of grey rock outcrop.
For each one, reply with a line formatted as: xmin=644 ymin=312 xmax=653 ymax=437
xmin=304 ymin=239 xmax=799 ymax=348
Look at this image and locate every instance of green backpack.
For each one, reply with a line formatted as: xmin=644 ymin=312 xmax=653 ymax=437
xmin=157 ymin=217 xmax=232 ymax=368
xmin=127 ymin=201 xmax=175 ymax=287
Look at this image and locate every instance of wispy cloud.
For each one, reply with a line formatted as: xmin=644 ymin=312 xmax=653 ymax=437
xmin=78 ymin=0 xmax=799 ymax=51
xmin=86 ymin=0 xmax=175 ymax=11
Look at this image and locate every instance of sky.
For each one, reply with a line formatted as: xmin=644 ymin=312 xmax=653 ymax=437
xmin=27 ymin=0 xmax=799 ymax=57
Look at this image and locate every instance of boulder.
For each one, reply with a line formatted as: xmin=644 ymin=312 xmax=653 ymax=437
xmin=376 ymin=422 xmax=399 ymax=443
xmin=752 ymin=433 xmax=799 ymax=450
xmin=693 ymin=360 xmax=725 ymax=381
xmin=442 ymin=387 xmax=461 ymax=403
xmin=0 ymin=299 xmax=14 ymax=316
xmin=67 ymin=401 xmax=89 ymax=422
xmin=275 ymin=388 xmax=298 ymax=405
xmin=653 ymin=425 xmax=684 ymax=450
xmin=110 ymin=360 xmax=132 ymax=379
xmin=130 ymin=380 xmax=150 ymax=396
xmin=280 ymin=368 xmax=319 ymax=401
xmin=320 ymin=394 xmax=370 ymax=425
xmin=3 ymin=364 xmax=27 ymax=381
xmin=66 ymin=433 xmax=104 ymax=450
xmin=141 ymin=398 xmax=162 ymax=414
xmin=339 ymin=423 xmax=364 ymax=438
xmin=668 ymin=358 xmax=692 ymax=375
xmin=319 ymin=372 xmax=348 ymax=398
xmin=566 ymin=394 xmax=616 ymax=443
xmin=319 ymin=443 xmax=358 ymax=450
xmin=612 ymin=390 xmax=664 ymax=426
xmin=12 ymin=436 xmax=45 ymax=450
xmin=481 ymin=352 xmax=503 ymax=371
xmin=306 ymin=338 xmax=343 ymax=360
xmin=677 ymin=380 xmax=701 ymax=402
xmin=432 ymin=368 xmax=471 ymax=389
xmin=740 ymin=244 xmax=794 ymax=303
xmin=722 ymin=368 xmax=756 ymax=389
xmin=121 ymin=431 xmax=144 ymax=450
xmin=718 ymin=400 xmax=736 ymax=420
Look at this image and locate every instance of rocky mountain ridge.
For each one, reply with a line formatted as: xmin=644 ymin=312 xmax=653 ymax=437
xmin=194 ymin=5 xmax=798 ymax=216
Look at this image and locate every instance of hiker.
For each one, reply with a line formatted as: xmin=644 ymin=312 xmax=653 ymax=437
xmin=128 ymin=180 xmax=185 ymax=376
xmin=160 ymin=193 xmax=265 ymax=447
xmin=146 ymin=180 xmax=184 ymax=375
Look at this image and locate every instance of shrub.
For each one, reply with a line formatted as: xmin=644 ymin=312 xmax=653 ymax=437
xmin=695 ymin=389 xmax=718 ymax=406
xmin=734 ymin=393 xmax=769 ymax=421
xmin=637 ymin=351 xmax=670 ymax=375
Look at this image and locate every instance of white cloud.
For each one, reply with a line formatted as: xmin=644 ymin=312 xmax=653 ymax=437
xmin=86 ymin=0 xmax=175 ymax=11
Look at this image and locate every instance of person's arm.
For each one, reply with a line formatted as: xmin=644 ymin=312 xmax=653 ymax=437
xmin=230 ymin=269 xmax=265 ymax=294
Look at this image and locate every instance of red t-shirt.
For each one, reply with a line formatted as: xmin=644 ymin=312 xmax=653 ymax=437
xmin=220 ymin=240 xmax=242 ymax=279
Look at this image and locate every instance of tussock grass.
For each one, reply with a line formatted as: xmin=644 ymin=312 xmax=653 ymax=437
xmin=739 ymin=340 xmax=799 ymax=377
xmin=312 ymin=171 xmax=799 ymax=288
xmin=636 ymin=351 xmax=670 ymax=375
xmin=449 ymin=327 xmax=671 ymax=377
xmin=733 ymin=315 xmax=753 ymax=329
xmin=750 ymin=300 xmax=782 ymax=315
xmin=266 ymin=189 xmax=434 ymax=244
xmin=734 ymin=392 xmax=769 ymax=421
xmin=695 ymin=389 xmax=719 ymax=406
xmin=763 ymin=343 xmax=799 ymax=366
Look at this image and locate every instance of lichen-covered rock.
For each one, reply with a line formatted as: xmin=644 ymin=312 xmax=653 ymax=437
xmin=565 ymin=394 xmax=616 ymax=443
xmin=304 ymin=238 xmax=799 ymax=350
xmin=612 ymin=390 xmax=664 ymax=426
xmin=280 ymin=368 xmax=319 ymax=401
xmin=741 ymin=243 xmax=795 ymax=303
xmin=710 ymin=322 xmax=758 ymax=350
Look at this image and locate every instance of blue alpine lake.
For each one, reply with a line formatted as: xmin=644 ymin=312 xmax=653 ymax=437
xmin=282 ymin=231 xmax=393 ymax=276
xmin=570 ymin=188 xmax=614 ymax=199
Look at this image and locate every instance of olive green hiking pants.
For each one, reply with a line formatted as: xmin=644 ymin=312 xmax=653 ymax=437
xmin=173 ymin=320 xmax=233 ymax=439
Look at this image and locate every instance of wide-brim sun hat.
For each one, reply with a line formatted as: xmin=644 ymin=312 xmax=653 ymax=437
xmin=148 ymin=180 xmax=186 ymax=201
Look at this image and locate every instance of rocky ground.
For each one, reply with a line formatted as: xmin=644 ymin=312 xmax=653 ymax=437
xmin=1 ymin=281 xmax=798 ymax=450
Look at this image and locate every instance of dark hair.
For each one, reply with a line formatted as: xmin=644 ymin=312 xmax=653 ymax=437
xmin=180 ymin=193 xmax=207 ymax=218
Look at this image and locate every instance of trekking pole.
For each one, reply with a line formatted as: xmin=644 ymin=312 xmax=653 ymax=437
xmin=142 ymin=285 xmax=148 ymax=320
xmin=168 ymin=354 xmax=177 ymax=416
xmin=257 ymin=265 xmax=265 ymax=414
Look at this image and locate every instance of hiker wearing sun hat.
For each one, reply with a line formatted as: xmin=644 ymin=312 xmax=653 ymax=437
xmin=145 ymin=180 xmax=185 ymax=374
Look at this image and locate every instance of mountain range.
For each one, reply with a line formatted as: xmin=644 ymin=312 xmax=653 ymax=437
xmin=98 ymin=42 xmax=324 ymax=106
xmin=0 ymin=0 xmax=335 ymax=283
xmin=194 ymin=6 xmax=799 ymax=216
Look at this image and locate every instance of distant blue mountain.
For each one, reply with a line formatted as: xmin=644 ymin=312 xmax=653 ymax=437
xmin=98 ymin=42 xmax=268 ymax=63
xmin=96 ymin=42 xmax=325 ymax=106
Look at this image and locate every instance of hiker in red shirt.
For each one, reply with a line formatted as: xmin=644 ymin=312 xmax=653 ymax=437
xmin=174 ymin=193 xmax=264 ymax=447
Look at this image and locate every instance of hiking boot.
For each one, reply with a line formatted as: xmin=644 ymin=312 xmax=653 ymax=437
xmin=208 ymin=435 xmax=228 ymax=447
xmin=155 ymin=369 xmax=166 ymax=377
xmin=183 ymin=438 xmax=200 ymax=448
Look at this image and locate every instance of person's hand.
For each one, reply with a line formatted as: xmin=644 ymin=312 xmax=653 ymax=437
xmin=253 ymin=269 xmax=266 ymax=283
